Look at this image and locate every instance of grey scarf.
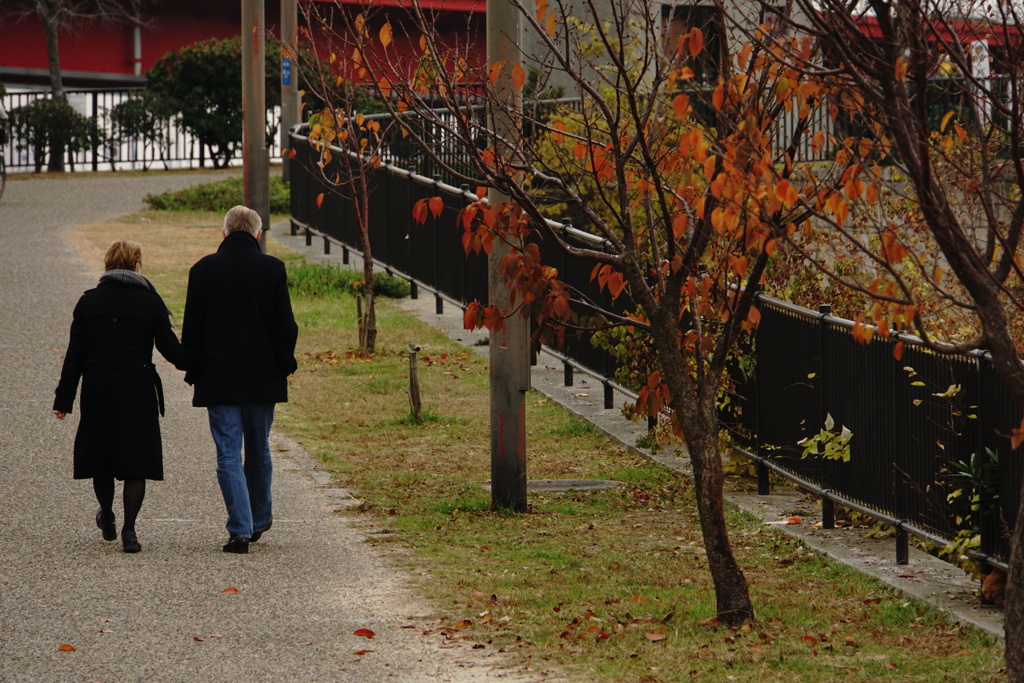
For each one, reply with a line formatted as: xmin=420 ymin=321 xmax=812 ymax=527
xmin=99 ymin=269 xmax=175 ymax=322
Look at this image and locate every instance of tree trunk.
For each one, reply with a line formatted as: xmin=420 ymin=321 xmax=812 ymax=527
xmin=676 ymin=381 xmax=755 ymax=625
xmin=357 ymin=192 xmax=377 ymax=354
xmin=650 ymin=313 xmax=754 ymax=625
xmin=37 ymin=0 xmax=66 ymax=172
xmin=1007 ymin=491 xmax=1024 ymax=682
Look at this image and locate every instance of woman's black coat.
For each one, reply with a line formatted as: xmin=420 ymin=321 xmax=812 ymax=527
xmin=54 ymin=279 xmax=183 ymax=480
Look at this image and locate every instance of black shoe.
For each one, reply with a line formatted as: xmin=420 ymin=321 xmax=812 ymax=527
xmin=223 ymin=538 xmax=249 ymax=554
xmin=121 ymin=529 xmax=141 ymax=553
xmin=96 ymin=508 xmax=117 ymax=541
xmin=250 ymin=520 xmax=272 ymax=543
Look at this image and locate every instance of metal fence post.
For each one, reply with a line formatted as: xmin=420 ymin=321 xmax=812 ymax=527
xmin=91 ymin=91 xmax=99 ymax=172
xmin=818 ymin=304 xmax=835 ymax=529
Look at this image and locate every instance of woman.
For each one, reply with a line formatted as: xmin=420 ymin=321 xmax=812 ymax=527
xmin=53 ymin=239 xmax=184 ymax=553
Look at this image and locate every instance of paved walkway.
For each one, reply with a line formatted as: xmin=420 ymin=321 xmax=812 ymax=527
xmin=0 ymin=173 xmax=529 ymax=682
xmin=275 ymin=222 xmax=1005 ymax=641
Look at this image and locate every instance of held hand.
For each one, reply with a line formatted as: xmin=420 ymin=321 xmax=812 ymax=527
xmin=53 ymin=410 xmax=66 ymax=420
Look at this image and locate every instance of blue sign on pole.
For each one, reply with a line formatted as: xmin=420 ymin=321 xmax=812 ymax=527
xmin=282 ymin=56 xmax=292 ymax=86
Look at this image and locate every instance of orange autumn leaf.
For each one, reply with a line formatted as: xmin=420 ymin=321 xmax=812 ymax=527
xmin=57 ymin=643 xmax=76 ymax=652
xmin=512 ymin=62 xmax=526 ymax=91
xmin=672 ymin=93 xmax=690 ymax=120
xmin=412 ymin=198 xmax=431 ymax=224
xmin=786 ymin=516 xmax=802 ymax=525
xmin=688 ymin=28 xmax=704 ymax=59
xmin=893 ymin=341 xmax=905 ymax=361
xmin=316 ymin=193 xmax=325 ymax=210
xmin=353 ymin=649 xmax=374 ymax=655
xmin=1011 ymin=417 xmax=1024 ymax=450
xmin=354 ymin=628 xmax=376 ymax=638
xmin=550 ymin=119 xmax=566 ymax=144
xmin=428 ymin=196 xmax=444 ymax=218
xmin=488 ymin=61 xmax=503 ymax=85
xmin=221 ymin=586 xmax=239 ymax=594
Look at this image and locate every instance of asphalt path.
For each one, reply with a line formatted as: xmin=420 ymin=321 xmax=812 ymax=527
xmin=0 ymin=173 xmax=528 ymax=682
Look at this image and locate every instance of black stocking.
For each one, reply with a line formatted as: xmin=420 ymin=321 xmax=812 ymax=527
xmin=93 ymin=477 xmax=115 ymax=514
xmin=122 ymin=479 xmax=146 ymax=532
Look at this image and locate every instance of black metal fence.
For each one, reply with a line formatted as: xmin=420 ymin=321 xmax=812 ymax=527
xmin=2 ymin=88 xmax=282 ymax=172
xmin=288 ymin=124 xmax=1019 ymax=569
xmin=742 ymin=296 xmax=1018 ymax=567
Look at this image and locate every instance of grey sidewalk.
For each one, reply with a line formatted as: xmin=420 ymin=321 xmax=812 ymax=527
xmin=0 ymin=174 xmax=532 ymax=682
xmin=274 ymin=221 xmax=1005 ymax=641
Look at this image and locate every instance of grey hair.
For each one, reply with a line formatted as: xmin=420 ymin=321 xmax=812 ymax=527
xmin=223 ymin=205 xmax=262 ymax=235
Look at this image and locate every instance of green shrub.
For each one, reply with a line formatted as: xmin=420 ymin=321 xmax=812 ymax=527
xmin=146 ymin=37 xmax=282 ymax=169
xmin=287 ymin=262 xmax=410 ymax=299
xmin=10 ymin=99 xmax=96 ymax=173
xmin=144 ymin=176 xmax=290 ymax=213
xmin=108 ymin=91 xmax=173 ymax=170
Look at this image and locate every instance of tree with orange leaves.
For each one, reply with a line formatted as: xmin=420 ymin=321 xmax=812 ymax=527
xmin=337 ymin=0 xmax=865 ymax=624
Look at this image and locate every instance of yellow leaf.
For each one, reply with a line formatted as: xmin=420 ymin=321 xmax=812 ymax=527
xmin=545 ymin=12 xmax=557 ymax=38
xmin=940 ymin=110 xmax=955 ymax=133
xmin=379 ymin=22 xmax=393 ymax=49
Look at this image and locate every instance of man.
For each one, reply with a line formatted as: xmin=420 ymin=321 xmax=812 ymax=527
xmin=182 ymin=205 xmax=298 ymax=553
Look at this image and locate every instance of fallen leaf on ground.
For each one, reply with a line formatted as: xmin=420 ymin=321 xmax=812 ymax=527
xmin=57 ymin=644 xmax=76 ymax=652
xmin=353 ymin=628 xmax=375 ymax=639
xmin=220 ymin=587 xmax=239 ymax=595
xmin=645 ymin=633 xmax=666 ymax=642
xmin=296 ymin=641 xmax=313 ymax=646
xmin=787 ymin=516 xmax=803 ymax=524
xmin=353 ymin=649 xmax=373 ymax=655
xmin=193 ymin=637 xmax=204 ymax=642
xmin=208 ymin=634 xmax=223 ymax=638
xmin=800 ymin=635 xmax=817 ymax=645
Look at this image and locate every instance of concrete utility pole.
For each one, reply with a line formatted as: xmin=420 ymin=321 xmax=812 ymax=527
xmin=280 ymin=0 xmax=300 ymax=182
xmin=486 ymin=0 xmax=529 ymax=513
xmin=242 ymin=0 xmax=269 ymax=252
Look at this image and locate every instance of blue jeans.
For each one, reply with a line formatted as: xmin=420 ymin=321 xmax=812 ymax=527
xmin=207 ymin=404 xmax=275 ymax=540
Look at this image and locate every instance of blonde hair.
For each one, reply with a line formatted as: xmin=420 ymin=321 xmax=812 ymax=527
xmin=104 ymin=239 xmax=142 ymax=272
xmin=223 ymin=205 xmax=262 ymax=235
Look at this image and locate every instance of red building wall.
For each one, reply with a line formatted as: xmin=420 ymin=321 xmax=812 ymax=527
xmin=0 ymin=0 xmax=484 ymax=90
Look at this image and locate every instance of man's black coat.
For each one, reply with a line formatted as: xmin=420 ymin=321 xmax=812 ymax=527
xmin=182 ymin=230 xmax=298 ymax=407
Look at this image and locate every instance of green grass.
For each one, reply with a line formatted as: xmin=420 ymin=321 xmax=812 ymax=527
xmin=287 ymin=261 xmax=411 ymax=299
